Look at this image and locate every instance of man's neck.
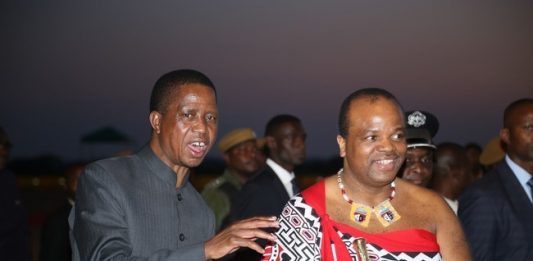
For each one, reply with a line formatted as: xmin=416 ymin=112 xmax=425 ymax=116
xmin=508 ymin=154 xmax=533 ymax=174
xmin=268 ymin=157 xmax=293 ymax=173
xmin=149 ymin=138 xmax=190 ymax=188
xmin=174 ymin=167 xmax=190 ymax=188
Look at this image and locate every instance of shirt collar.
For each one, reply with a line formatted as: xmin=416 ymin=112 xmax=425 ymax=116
xmin=138 ymin=144 xmax=189 ymax=188
xmin=266 ymin=158 xmax=295 ymax=184
xmin=506 ymin=154 xmax=532 ymax=183
xmin=505 ymin=154 xmax=533 ymax=201
xmin=442 ymin=196 xmax=458 ymax=214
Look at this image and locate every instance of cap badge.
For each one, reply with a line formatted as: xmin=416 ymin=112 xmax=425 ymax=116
xmin=408 ymin=111 xmax=426 ymax=127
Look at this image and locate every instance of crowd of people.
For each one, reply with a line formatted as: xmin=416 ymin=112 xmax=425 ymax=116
xmin=1 ymin=68 xmax=531 ymax=260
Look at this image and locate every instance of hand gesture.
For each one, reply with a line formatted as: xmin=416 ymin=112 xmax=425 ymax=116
xmin=204 ymin=216 xmax=279 ymax=260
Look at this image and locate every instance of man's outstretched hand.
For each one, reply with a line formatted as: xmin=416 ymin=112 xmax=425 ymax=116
xmin=204 ymin=216 xmax=279 ymax=260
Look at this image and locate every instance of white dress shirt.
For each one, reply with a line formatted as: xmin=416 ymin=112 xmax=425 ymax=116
xmin=443 ymin=196 xmax=458 ymax=215
xmin=266 ymin=158 xmax=297 ymax=197
xmin=506 ymin=155 xmax=533 ymax=203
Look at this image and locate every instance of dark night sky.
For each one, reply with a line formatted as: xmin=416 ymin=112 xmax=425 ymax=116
xmin=1 ymin=1 xmax=532 ymax=162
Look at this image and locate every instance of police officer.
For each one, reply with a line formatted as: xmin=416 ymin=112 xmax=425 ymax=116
xmin=202 ymin=128 xmax=261 ymax=231
xmin=399 ymin=110 xmax=439 ymax=187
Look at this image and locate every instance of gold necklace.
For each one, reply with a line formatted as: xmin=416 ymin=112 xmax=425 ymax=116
xmin=336 ymin=168 xmax=401 ymax=227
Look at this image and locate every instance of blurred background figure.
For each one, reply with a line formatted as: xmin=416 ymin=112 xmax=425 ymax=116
xmin=255 ymin=137 xmax=268 ymax=170
xmin=202 ymin=128 xmax=260 ymax=231
xmin=40 ymin=162 xmax=85 ymax=261
xmin=464 ymin=142 xmax=484 ymax=180
xmin=431 ymin=142 xmax=472 ymax=214
xmin=0 ymin=126 xmax=30 ymax=261
xmin=459 ymin=98 xmax=533 ymax=260
xmin=229 ymin=114 xmax=307 ymax=261
xmin=399 ymin=110 xmax=439 ymax=187
xmin=479 ymin=136 xmax=506 ymax=173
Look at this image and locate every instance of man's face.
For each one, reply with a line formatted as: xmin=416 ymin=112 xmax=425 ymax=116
xmin=337 ymin=97 xmax=406 ymax=185
xmin=452 ymin=154 xmax=473 ymax=196
xmin=501 ymin=103 xmax=533 ymax=168
xmin=225 ymin=140 xmax=260 ymax=178
xmin=270 ymin=121 xmax=306 ymax=171
xmin=152 ymin=83 xmax=218 ymax=168
xmin=401 ymin=147 xmax=434 ymax=187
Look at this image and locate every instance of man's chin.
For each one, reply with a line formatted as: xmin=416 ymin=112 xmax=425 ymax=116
xmin=184 ymin=157 xmax=206 ymax=168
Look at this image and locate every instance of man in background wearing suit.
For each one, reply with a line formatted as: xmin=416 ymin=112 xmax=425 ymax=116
xmin=228 ymin=114 xmax=306 ymax=260
xmin=459 ymin=98 xmax=533 ymax=260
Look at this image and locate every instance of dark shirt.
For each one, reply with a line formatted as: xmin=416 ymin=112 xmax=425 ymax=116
xmin=40 ymin=200 xmax=73 ymax=261
xmin=0 ymin=168 xmax=29 ymax=261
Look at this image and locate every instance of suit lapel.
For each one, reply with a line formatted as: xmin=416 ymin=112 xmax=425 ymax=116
xmin=497 ymin=162 xmax=533 ymax=234
xmin=266 ymin=166 xmax=290 ymax=201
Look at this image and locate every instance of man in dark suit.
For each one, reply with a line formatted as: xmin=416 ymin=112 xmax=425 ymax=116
xmin=459 ymin=98 xmax=533 ymax=260
xmin=228 ymin=114 xmax=306 ymax=260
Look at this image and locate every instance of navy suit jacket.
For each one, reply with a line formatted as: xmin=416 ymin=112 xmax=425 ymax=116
xmin=459 ymin=160 xmax=533 ymax=261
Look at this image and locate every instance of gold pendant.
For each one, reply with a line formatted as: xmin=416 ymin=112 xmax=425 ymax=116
xmin=350 ymin=203 xmax=372 ymax=227
xmin=374 ymin=200 xmax=401 ymax=227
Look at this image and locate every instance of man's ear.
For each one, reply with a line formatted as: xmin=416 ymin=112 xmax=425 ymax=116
xmin=500 ymin=128 xmax=510 ymax=147
xmin=149 ymin=111 xmax=162 ymax=134
xmin=337 ymin=135 xmax=346 ymax=158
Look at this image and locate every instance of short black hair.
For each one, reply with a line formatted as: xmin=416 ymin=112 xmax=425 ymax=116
xmin=149 ymin=69 xmax=217 ymax=113
xmin=265 ymin=114 xmax=301 ymax=136
xmin=434 ymin=142 xmax=468 ymax=176
xmin=464 ymin=142 xmax=482 ymax=152
xmin=338 ymin=88 xmax=402 ymax=137
xmin=503 ymin=98 xmax=533 ymax=128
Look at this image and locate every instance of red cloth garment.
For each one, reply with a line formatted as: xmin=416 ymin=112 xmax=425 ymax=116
xmin=263 ymin=180 xmax=442 ymax=261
